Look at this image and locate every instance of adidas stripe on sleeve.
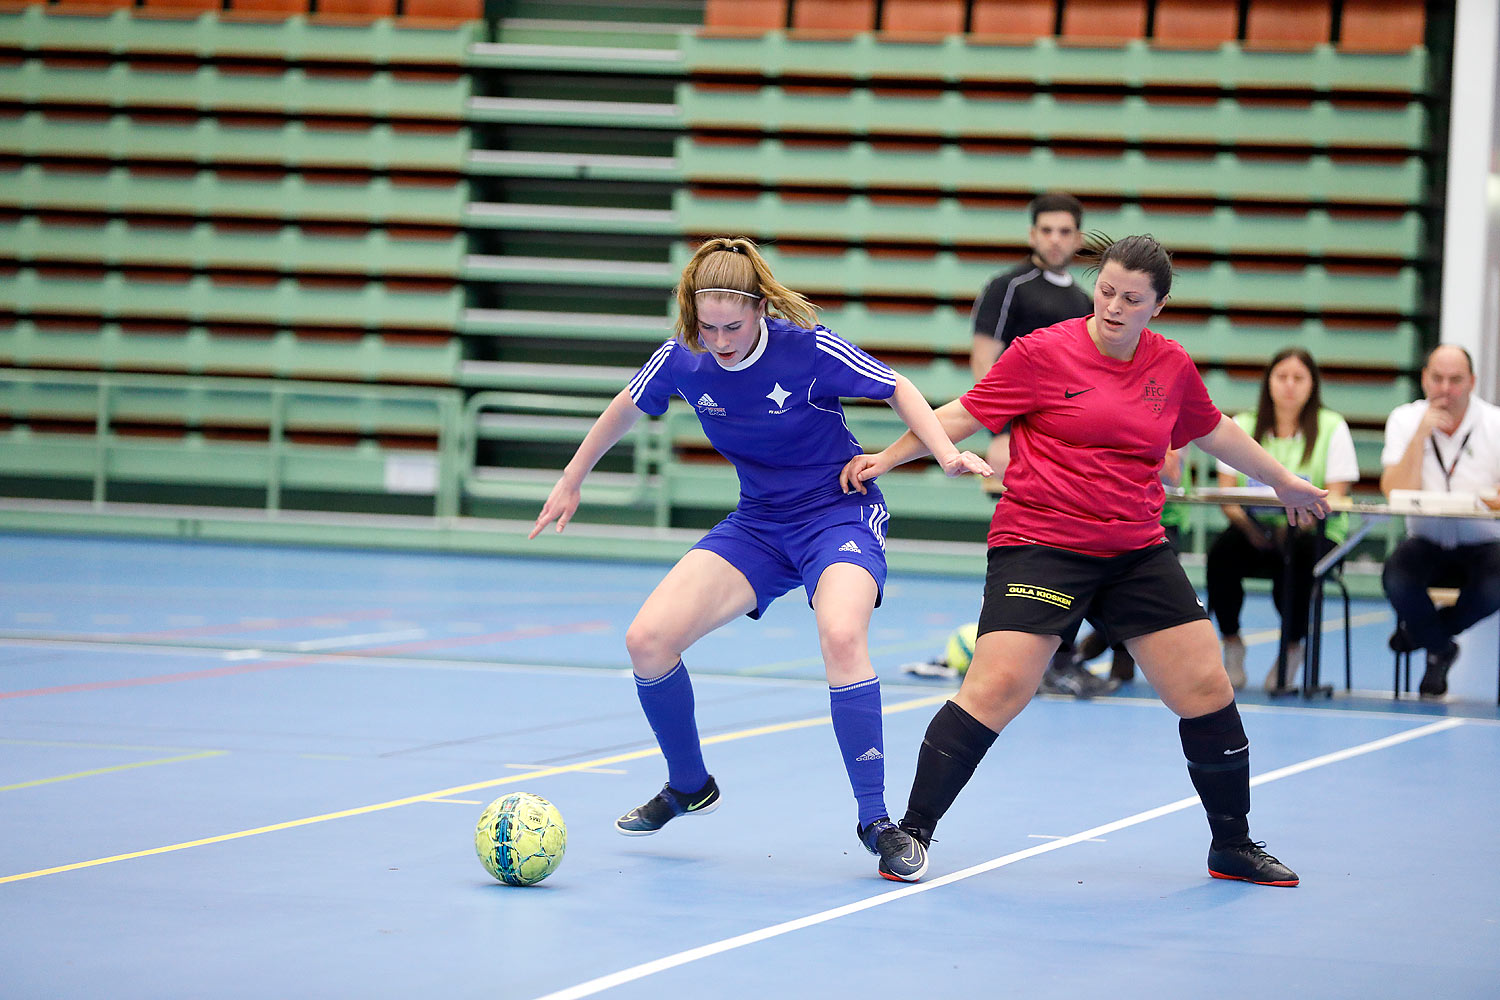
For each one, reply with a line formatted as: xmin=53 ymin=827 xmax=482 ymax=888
xmin=627 ymin=340 xmax=678 ymax=415
xmin=812 ymin=330 xmax=898 ymax=399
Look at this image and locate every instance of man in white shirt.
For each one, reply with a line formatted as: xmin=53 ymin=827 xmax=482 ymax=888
xmin=1379 ymin=345 xmax=1500 ymax=697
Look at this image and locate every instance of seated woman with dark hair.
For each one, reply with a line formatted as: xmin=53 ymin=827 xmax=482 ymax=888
xmin=1207 ymin=348 xmax=1358 ymax=691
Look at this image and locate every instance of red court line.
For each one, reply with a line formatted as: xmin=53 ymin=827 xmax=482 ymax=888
xmin=0 ymin=621 xmax=612 ymax=701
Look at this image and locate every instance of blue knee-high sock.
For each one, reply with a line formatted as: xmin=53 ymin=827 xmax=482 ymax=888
xmin=634 ymin=660 xmax=710 ymax=794
xmin=830 ymin=677 xmax=888 ymax=827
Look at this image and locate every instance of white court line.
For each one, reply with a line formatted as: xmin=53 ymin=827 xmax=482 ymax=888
xmin=533 ymin=717 xmax=1466 ymax=1000
xmin=292 ymin=629 xmax=428 ymax=652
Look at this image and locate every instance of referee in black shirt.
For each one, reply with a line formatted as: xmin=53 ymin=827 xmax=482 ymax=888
xmin=968 ymin=191 xmax=1111 ymax=697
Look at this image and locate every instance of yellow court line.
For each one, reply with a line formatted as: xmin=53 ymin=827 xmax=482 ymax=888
xmin=1242 ymin=609 xmax=1391 ymax=646
xmin=0 ymin=751 xmax=227 ymax=793
xmin=0 ymin=693 xmax=952 ymax=885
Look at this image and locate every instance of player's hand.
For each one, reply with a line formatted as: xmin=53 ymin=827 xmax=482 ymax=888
xmin=840 ymin=453 xmax=887 ymax=495
xmin=938 ymin=450 xmax=994 ymax=479
xmin=529 ymin=477 xmax=582 ymax=538
xmin=1274 ymin=478 xmax=1331 ymax=527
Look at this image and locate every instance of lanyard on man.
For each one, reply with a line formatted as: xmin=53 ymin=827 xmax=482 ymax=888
xmin=1430 ymin=429 xmax=1472 ymax=491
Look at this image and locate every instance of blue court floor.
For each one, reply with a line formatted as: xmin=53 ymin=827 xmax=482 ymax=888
xmin=1 ymin=533 xmax=1496 ymax=999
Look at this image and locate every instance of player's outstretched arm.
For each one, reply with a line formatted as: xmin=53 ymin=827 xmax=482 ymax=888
xmin=1193 ymin=414 xmax=1331 ymax=527
xmin=530 ymin=389 xmax=646 ymax=538
xmin=842 ymin=386 xmax=987 ymax=494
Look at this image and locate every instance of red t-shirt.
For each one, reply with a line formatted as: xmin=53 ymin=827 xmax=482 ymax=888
xmin=961 ymin=316 xmax=1222 ymax=556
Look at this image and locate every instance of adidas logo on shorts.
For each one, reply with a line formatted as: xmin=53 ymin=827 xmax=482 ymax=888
xmin=839 ymin=540 xmax=861 ymax=553
xmin=696 ymin=393 xmax=717 ymax=408
xmin=855 ymin=747 xmax=883 ymax=761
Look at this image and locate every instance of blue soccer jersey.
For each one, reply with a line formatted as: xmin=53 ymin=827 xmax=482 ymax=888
xmin=627 ymin=317 xmax=898 ymax=518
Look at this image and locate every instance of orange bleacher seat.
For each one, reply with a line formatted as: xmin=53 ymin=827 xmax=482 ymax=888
xmin=791 ymin=0 xmax=876 ymax=33
xmin=1152 ymin=0 xmax=1238 ymax=47
xmin=1060 ymin=0 xmax=1145 ymax=44
xmin=703 ymin=0 xmax=785 ymax=31
xmin=140 ymin=0 xmax=224 ymax=13
xmin=970 ymin=0 xmax=1056 ymax=39
xmin=1339 ymin=0 xmax=1425 ymax=53
xmin=226 ymin=0 xmax=307 ymax=15
xmin=403 ymin=0 xmax=479 ymax=23
xmin=314 ymin=0 xmax=395 ymax=20
xmin=1245 ymin=0 xmax=1331 ymax=50
xmin=47 ymin=0 xmax=137 ymax=10
xmin=882 ymin=0 xmax=965 ymax=36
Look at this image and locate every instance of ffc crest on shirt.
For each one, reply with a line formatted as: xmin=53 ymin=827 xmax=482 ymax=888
xmin=1142 ymin=378 xmax=1167 ymax=415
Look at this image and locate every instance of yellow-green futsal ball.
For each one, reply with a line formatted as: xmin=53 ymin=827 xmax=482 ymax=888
xmin=945 ymin=622 xmax=979 ymax=675
xmin=475 ymin=792 xmax=566 ymax=886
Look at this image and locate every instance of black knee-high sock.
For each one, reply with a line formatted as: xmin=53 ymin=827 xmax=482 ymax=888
xmin=1180 ymin=701 xmax=1252 ymax=848
xmin=901 ymin=700 xmax=998 ymax=839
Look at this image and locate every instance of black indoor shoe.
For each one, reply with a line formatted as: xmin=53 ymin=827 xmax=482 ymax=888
xmin=1388 ymin=624 xmax=1418 ymax=654
xmin=1419 ymin=641 xmax=1460 ymax=698
xmin=1207 ymin=840 xmax=1299 ymax=887
xmin=858 ymin=818 xmax=928 ymax=883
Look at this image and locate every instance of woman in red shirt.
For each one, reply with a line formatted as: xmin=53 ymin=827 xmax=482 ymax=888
xmin=842 ymin=234 xmax=1330 ymax=886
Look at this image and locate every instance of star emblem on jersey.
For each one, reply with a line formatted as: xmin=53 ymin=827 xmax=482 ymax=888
xmin=766 ymin=383 xmax=791 ymax=408
xmin=839 ymin=540 xmax=861 ymax=553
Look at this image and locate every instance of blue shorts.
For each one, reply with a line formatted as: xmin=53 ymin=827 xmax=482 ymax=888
xmin=692 ymin=502 xmax=890 ymax=619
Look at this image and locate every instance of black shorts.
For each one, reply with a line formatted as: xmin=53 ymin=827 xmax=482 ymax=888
xmin=978 ymin=543 xmax=1208 ymax=647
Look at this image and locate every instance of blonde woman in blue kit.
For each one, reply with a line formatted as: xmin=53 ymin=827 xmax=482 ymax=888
xmin=530 ymin=237 xmax=992 ymax=882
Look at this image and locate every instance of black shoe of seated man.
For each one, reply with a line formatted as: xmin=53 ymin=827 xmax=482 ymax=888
xmin=1388 ymin=624 xmax=1418 ymax=654
xmin=1419 ymin=640 xmax=1460 ymax=698
xmin=1207 ymin=839 xmax=1299 ymax=887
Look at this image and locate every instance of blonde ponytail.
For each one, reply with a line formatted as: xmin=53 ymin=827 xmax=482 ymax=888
xmin=673 ymin=237 xmax=818 ymax=351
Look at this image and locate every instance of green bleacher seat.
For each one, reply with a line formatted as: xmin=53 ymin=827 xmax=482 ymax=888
xmin=1201 ymin=368 xmax=1416 ymax=425
xmin=0 ymin=375 xmax=447 ymax=436
xmin=2 ymin=269 xmax=464 ymax=331
xmin=676 ymin=84 xmax=1426 ymax=151
xmin=2 ymin=164 xmax=467 ymax=225
xmin=2 ymin=218 xmax=464 ymax=278
xmin=4 ymin=111 xmax=469 ymax=170
xmin=673 ymin=192 xmax=1424 ymax=263
xmin=0 ymin=320 xmax=461 ymax=384
xmin=665 ymin=244 xmax=1417 ymax=315
xmin=2 ymin=7 xmax=476 ymax=65
xmin=1154 ymin=316 xmax=1421 ymax=369
xmin=0 ymin=60 xmax=470 ymax=119
xmin=674 ymin=137 xmax=1426 ymax=207
xmin=678 ymin=33 xmax=1428 ymax=95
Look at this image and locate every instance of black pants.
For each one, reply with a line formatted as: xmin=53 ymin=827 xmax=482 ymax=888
xmin=1205 ymin=522 xmax=1333 ymax=644
xmin=1382 ymin=537 xmax=1500 ymax=652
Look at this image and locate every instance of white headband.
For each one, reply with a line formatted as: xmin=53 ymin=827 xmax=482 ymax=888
xmin=694 ymin=288 xmax=762 ymax=299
